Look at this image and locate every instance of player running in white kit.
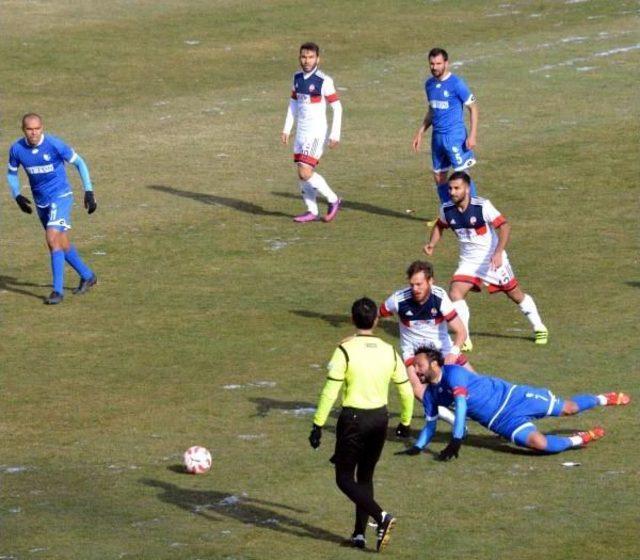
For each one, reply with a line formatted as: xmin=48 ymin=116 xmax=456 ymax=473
xmin=424 ymin=172 xmax=548 ymax=350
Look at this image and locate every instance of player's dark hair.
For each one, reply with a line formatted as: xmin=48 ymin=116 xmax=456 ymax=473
xmin=352 ymin=297 xmax=378 ymax=329
xmin=428 ymin=47 xmax=448 ymax=61
xmin=449 ymin=171 xmax=471 ymax=185
xmin=406 ymin=260 xmax=434 ymax=280
xmin=300 ymin=42 xmax=320 ymax=55
xmin=21 ymin=113 xmax=43 ymax=127
xmin=414 ymin=346 xmax=445 ymax=366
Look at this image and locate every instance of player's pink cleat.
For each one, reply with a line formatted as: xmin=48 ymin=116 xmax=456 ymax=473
xmin=293 ymin=211 xmax=319 ymax=223
xmin=323 ymin=198 xmax=342 ymax=222
xmin=604 ymin=392 xmax=631 ymax=406
xmin=576 ymin=426 xmax=605 ymax=445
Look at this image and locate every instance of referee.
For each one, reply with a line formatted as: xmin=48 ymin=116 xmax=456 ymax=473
xmin=308 ymin=297 xmax=414 ymax=552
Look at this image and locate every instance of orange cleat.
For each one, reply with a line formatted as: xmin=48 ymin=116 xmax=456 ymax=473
xmin=604 ymin=392 xmax=631 ymax=406
xmin=576 ymin=426 xmax=605 ymax=445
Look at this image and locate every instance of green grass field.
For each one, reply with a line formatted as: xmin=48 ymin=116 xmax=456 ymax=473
xmin=1 ymin=1 xmax=639 ymax=558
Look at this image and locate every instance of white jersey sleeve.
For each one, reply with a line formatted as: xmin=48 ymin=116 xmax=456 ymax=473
xmin=381 ymin=292 xmax=399 ymax=316
xmin=481 ymin=199 xmax=506 ymax=227
xmin=434 ymin=286 xmax=456 ymax=319
xmin=322 ymin=76 xmax=342 ymax=141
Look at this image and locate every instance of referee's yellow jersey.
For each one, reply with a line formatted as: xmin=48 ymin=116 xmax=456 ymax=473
xmin=313 ymin=334 xmax=414 ymax=426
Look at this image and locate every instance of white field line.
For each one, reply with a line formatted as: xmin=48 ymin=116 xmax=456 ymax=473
xmin=450 ymin=30 xmax=635 ymax=69
xmin=530 ymin=43 xmax=640 ymax=72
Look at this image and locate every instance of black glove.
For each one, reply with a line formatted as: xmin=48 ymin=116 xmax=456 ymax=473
xmin=84 ymin=191 xmax=97 ymax=214
xmin=395 ymin=423 xmax=411 ymax=438
xmin=15 ymin=194 xmax=33 ymax=214
xmin=438 ymin=438 xmax=462 ymax=461
xmin=308 ymin=424 xmax=322 ymax=449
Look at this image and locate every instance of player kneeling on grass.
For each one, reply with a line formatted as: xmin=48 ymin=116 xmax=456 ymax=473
xmin=399 ymin=347 xmax=630 ymax=459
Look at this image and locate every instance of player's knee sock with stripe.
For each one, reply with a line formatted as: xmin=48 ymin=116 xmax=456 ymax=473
xmin=308 ymin=172 xmax=338 ymax=204
xmin=299 ymin=180 xmax=319 ymax=215
xmin=518 ymin=294 xmax=545 ymax=331
xmin=64 ymin=245 xmax=93 ymax=281
xmin=543 ymin=435 xmax=578 ymax=453
xmin=452 ymin=300 xmax=471 ymax=341
xmin=51 ymin=249 xmax=65 ymax=294
xmin=571 ymin=394 xmax=600 ymax=412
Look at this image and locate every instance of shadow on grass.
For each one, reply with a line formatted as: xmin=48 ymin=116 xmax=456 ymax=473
xmin=141 ymin=478 xmax=343 ymax=544
xmin=291 ymin=309 xmax=399 ymax=338
xmin=272 ymin=191 xmax=426 ymax=222
xmin=625 ymin=281 xmax=640 ymax=289
xmin=148 ymin=185 xmax=294 ymax=218
xmin=0 ymin=275 xmax=50 ymax=300
xmin=473 ymin=331 xmax=533 ymax=342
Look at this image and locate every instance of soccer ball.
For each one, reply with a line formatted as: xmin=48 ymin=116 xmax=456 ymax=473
xmin=183 ymin=445 xmax=212 ymax=474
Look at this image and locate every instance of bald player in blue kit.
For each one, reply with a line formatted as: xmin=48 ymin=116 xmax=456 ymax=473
xmin=401 ymin=347 xmax=630 ymax=459
xmin=7 ymin=113 xmax=97 ymax=304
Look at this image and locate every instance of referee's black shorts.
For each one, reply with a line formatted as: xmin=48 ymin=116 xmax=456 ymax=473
xmin=331 ymin=406 xmax=389 ymax=468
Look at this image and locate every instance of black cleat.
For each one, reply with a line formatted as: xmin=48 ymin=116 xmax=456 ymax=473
xmin=376 ymin=514 xmax=396 ymax=552
xmin=44 ymin=291 xmax=64 ymax=305
xmin=72 ymin=274 xmax=97 ymax=295
xmin=341 ymin=534 xmax=365 ymax=549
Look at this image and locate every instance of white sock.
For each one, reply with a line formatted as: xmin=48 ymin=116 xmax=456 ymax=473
xmin=299 ymin=180 xmax=318 ymax=215
xmin=518 ymin=294 xmax=545 ymax=331
xmin=437 ymin=406 xmax=455 ymax=425
xmin=569 ymin=435 xmax=583 ymax=447
xmin=452 ymin=299 xmax=471 ymax=342
xmin=307 ymin=172 xmax=338 ymax=203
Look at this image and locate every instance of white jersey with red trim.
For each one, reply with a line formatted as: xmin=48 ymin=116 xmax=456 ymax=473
xmin=438 ymin=196 xmax=506 ymax=265
xmin=380 ymin=285 xmax=457 ymax=359
xmin=283 ymin=67 xmax=341 ymax=140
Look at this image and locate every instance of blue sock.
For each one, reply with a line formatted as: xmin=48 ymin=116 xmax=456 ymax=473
xmin=64 ymin=245 xmax=93 ymax=281
xmin=51 ymin=250 xmax=65 ymax=294
xmin=543 ymin=435 xmax=574 ymax=453
xmin=570 ymin=394 xmax=599 ymax=412
xmin=469 ymin=179 xmax=478 ymax=197
xmin=436 ymin=183 xmax=450 ymax=203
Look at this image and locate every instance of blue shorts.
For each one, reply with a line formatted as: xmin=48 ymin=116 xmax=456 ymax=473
xmin=36 ymin=194 xmax=73 ymax=231
xmin=431 ymin=131 xmax=476 ymax=173
xmin=488 ymin=385 xmax=559 ymax=444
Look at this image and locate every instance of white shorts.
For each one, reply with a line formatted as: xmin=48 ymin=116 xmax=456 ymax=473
xmin=452 ymin=253 xmax=518 ymax=293
xmin=293 ymin=135 xmax=325 ymax=168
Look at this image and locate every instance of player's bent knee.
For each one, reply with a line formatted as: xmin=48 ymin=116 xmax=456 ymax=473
xmin=297 ymin=164 xmax=314 ymax=181
xmin=524 ymin=431 xmax=547 ymax=451
xmin=561 ymin=401 xmax=579 ymax=415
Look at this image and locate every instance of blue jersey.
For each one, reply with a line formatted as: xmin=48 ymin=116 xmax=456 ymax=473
xmin=425 ymin=74 xmax=474 ymax=135
xmin=423 ymin=365 xmax=514 ymax=428
xmin=8 ymin=134 xmax=77 ymax=205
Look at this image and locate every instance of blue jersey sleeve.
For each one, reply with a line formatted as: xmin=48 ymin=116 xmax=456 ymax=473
xmin=455 ymin=76 xmax=474 ymax=105
xmin=49 ymin=135 xmax=76 ymax=163
xmin=8 ymin=144 xmax=19 ymax=173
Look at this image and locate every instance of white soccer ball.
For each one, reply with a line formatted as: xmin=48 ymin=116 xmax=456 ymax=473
xmin=183 ymin=445 xmax=212 ymax=474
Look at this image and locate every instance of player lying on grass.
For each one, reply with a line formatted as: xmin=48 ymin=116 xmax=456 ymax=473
xmin=401 ymin=347 xmax=630 ymax=460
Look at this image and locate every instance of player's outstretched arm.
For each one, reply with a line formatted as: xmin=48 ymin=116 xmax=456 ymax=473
xmin=71 ymin=155 xmax=97 ymax=214
xmin=424 ymin=220 xmax=444 ymax=255
xmin=282 ymin=98 xmax=296 ymax=144
xmin=412 ymin=110 xmax=432 ymax=152
xmin=327 ymin=99 xmax=342 ymax=148
xmin=491 ymin=220 xmax=511 ymax=269
xmin=7 ymin=172 xmax=33 ymax=214
xmin=439 ymin=396 xmax=467 ymax=461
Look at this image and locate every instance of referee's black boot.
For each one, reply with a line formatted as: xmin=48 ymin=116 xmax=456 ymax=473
xmin=376 ymin=513 xmax=396 ymax=552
